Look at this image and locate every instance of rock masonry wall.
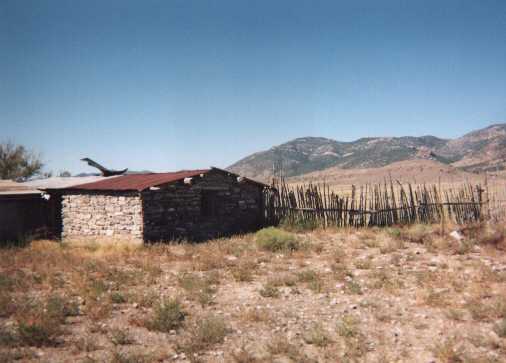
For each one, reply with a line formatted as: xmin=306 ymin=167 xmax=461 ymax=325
xmin=142 ymin=170 xmax=264 ymax=241
xmin=61 ymin=191 xmax=143 ymax=240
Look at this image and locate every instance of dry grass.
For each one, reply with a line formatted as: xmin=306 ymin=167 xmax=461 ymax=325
xmin=1 ymin=222 xmax=505 ymax=362
xmin=144 ymin=298 xmax=186 ymax=333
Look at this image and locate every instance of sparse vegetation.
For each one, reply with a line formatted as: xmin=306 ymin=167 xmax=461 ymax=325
xmin=432 ymin=337 xmax=465 ymax=363
xmin=110 ymin=350 xmax=152 ymax=363
xmin=145 ymin=298 xmax=186 ymax=333
xmin=302 ymin=323 xmax=331 ymax=347
xmin=259 ymin=282 xmax=280 ymax=298
xmin=493 ymin=318 xmax=506 ymax=338
xmin=179 ymin=314 xmax=228 ymax=358
xmin=255 ymin=227 xmax=300 ymax=252
xmin=1 ymin=224 xmax=506 ymax=361
xmin=178 ymin=272 xmax=217 ymax=306
xmin=110 ymin=328 xmax=134 ymax=345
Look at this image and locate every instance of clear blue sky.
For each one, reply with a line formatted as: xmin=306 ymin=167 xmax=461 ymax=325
xmin=1 ymin=0 xmax=505 ymax=174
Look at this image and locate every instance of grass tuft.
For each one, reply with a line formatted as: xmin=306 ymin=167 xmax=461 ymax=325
xmin=259 ymin=282 xmax=280 ymax=298
xmin=302 ymin=323 xmax=331 ymax=347
xmin=145 ymin=298 xmax=186 ymax=333
xmin=179 ymin=314 xmax=228 ymax=359
xmin=255 ymin=228 xmax=300 ymax=252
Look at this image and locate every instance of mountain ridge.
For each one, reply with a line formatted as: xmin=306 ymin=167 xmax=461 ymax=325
xmin=228 ymin=123 xmax=506 ymax=181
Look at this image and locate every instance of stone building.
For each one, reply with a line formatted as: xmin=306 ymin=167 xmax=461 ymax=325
xmin=0 ymin=177 xmax=107 ymax=243
xmin=46 ymin=168 xmax=269 ymax=242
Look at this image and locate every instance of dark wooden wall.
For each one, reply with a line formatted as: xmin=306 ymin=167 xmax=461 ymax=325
xmin=0 ymin=194 xmax=60 ymax=243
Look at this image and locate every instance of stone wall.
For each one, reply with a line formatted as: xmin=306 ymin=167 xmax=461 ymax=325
xmin=61 ymin=191 xmax=143 ymax=240
xmin=142 ymin=170 xmax=264 ymax=241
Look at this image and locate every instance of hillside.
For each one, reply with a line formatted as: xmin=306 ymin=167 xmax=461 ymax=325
xmin=228 ymin=123 xmax=506 ymax=181
xmin=290 ymin=159 xmax=483 ymax=186
xmin=439 ymin=124 xmax=506 ymax=172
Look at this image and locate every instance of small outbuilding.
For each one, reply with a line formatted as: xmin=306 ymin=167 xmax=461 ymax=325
xmin=45 ymin=168 xmax=270 ymax=242
xmin=0 ymin=181 xmax=50 ymax=242
xmin=0 ymin=176 xmax=112 ymax=242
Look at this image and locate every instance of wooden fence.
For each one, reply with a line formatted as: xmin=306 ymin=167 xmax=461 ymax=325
xmin=264 ymin=180 xmax=484 ymax=228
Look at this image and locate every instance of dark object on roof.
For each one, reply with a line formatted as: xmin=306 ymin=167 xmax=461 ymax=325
xmin=81 ymin=158 xmax=128 ymax=177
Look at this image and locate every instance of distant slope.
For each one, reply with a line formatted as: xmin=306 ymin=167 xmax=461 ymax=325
xmin=228 ymin=123 xmax=506 ymax=181
xmin=228 ymin=135 xmax=448 ymax=180
xmin=438 ymin=124 xmax=506 ymax=173
xmin=290 ymin=159 xmax=482 ymax=186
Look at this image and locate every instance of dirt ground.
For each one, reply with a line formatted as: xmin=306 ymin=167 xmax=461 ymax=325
xmin=1 ymin=223 xmax=506 ymax=363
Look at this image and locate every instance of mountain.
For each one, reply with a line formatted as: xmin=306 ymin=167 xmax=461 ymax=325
xmin=291 ymin=159 xmax=483 ymax=186
xmin=438 ymin=124 xmax=506 ymax=172
xmin=228 ymin=123 xmax=506 ymax=181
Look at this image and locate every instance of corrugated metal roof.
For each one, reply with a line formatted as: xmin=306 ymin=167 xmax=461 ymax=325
xmin=57 ymin=170 xmax=210 ymax=192
xmin=23 ymin=176 xmax=114 ymax=189
xmin=0 ymin=180 xmax=40 ymax=195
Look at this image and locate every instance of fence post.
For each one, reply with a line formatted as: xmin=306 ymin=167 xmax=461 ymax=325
xmin=484 ymin=173 xmax=491 ymax=221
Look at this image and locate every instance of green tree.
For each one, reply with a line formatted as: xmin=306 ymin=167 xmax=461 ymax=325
xmin=0 ymin=142 xmax=44 ymax=180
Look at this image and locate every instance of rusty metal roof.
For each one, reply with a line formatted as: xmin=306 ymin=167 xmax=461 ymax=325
xmin=54 ymin=170 xmax=210 ymax=192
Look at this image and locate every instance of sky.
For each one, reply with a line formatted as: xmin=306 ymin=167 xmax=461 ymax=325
xmin=1 ymin=0 xmax=506 ymax=174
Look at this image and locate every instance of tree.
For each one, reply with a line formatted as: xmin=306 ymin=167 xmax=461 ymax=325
xmin=0 ymin=142 xmax=44 ymax=180
xmin=58 ymin=170 xmax=72 ymax=177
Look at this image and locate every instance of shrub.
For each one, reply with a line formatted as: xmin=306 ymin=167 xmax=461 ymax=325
xmin=268 ymin=274 xmax=298 ymax=287
xmin=180 ymin=315 xmax=228 ymax=357
xmin=15 ymin=296 xmax=69 ymax=347
xmin=386 ymin=228 xmax=401 ymax=239
xmin=85 ymin=298 xmax=112 ymax=321
xmin=354 ymin=258 xmax=372 ymax=270
xmin=267 ymin=336 xmax=311 ymax=362
xmin=259 ymin=282 xmax=280 ymax=298
xmin=110 ymin=328 xmax=134 ymax=345
xmin=465 ymin=299 xmax=494 ymax=321
xmin=297 ymin=270 xmax=319 ymax=283
xmin=424 ymin=288 xmax=450 ymax=308
xmin=111 ymin=350 xmax=151 ymax=363
xmin=111 ymin=292 xmax=127 ymax=304
xmin=337 ymin=315 xmax=368 ymax=359
xmin=379 ymin=238 xmax=405 ymax=254
xmin=178 ymin=273 xmax=216 ymax=306
xmin=455 ymin=239 xmax=475 ymax=255
xmin=280 ymin=217 xmax=318 ymax=232
xmin=403 ymin=224 xmax=429 ymax=243
xmin=337 ymin=314 xmax=360 ymax=338
xmin=302 ymin=323 xmax=331 ymax=347
xmin=230 ymin=261 xmax=256 ymax=282
xmin=0 ymin=324 xmax=17 ymax=347
xmin=241 ymin=308 xmax=272 ymax=323
xmin=493 ymin=318 xmax=506 ymax=338
xmin=145 ymin=298 xmax=186 ymax=333
xmin=46 ymin=294 xmax=80 ymax=318
xmin=297 ymin=270 xmax=324 ymax=292
xmin=469 ymin=224 xmax=505 ymax=249
xmin=255 ymin=228 xmax=300 ymax=252
xmin=432 ymin=337 xmax=465 ymax=363
xmin=17 ymin=320 xmax=62 ymax=347
xmin=74 ymin=333 xmax=100 ymax=352
xmin=0 ymin=292 xmax=15 ymax=317
xmin=344 ymin=279 xmax=363 ymax=295
xmin=192 ymin=315 xmax=227 ymax=346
